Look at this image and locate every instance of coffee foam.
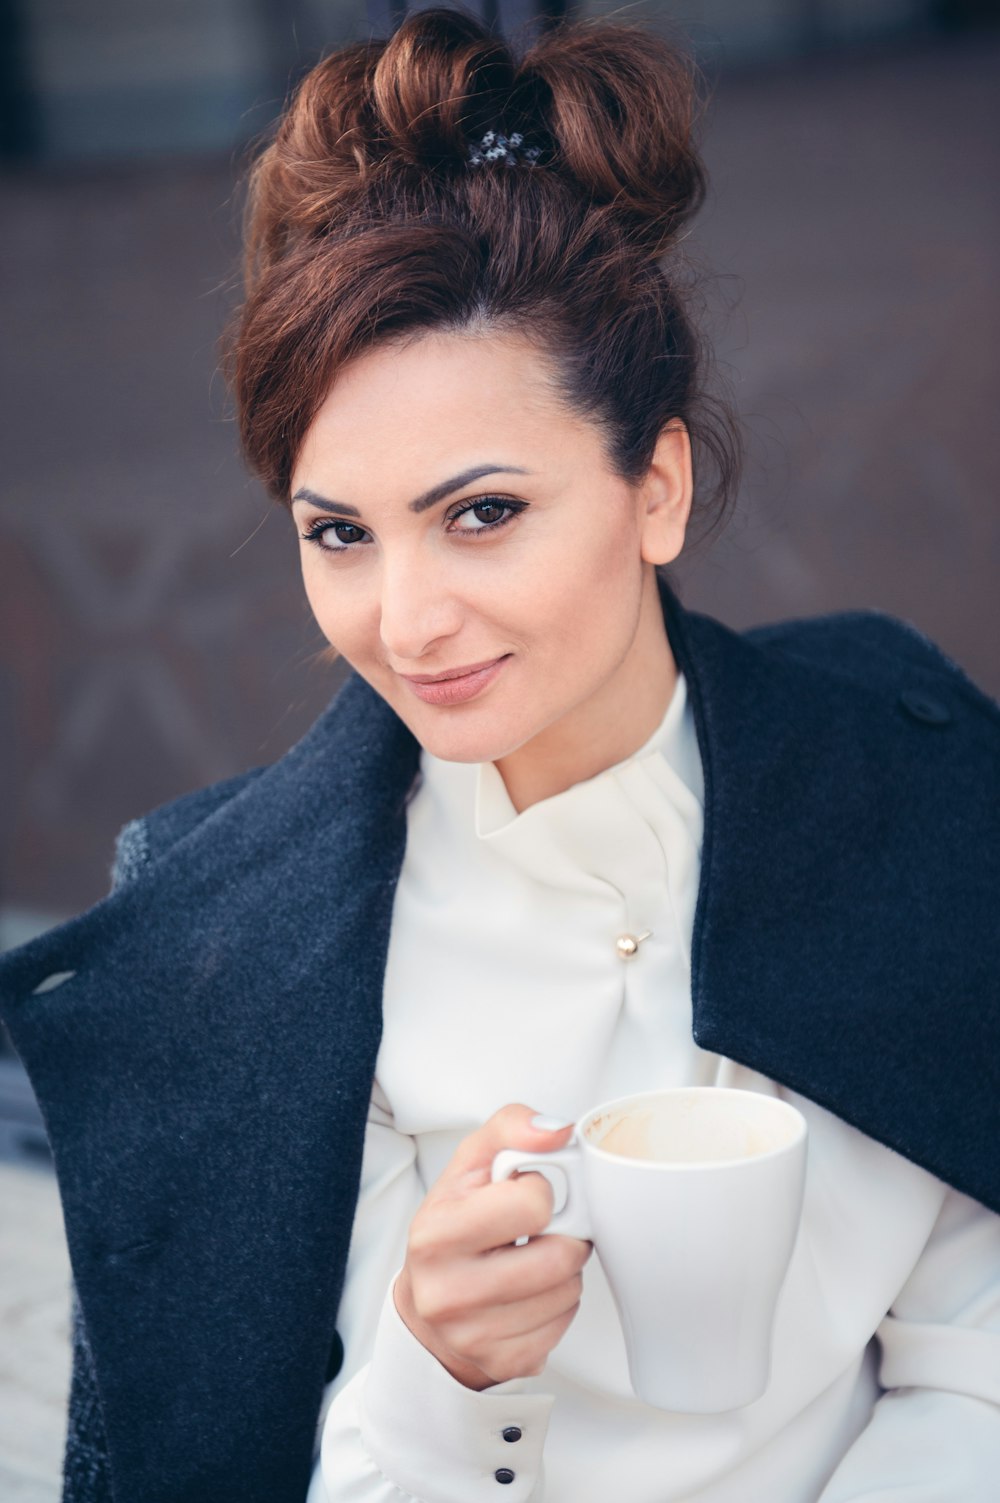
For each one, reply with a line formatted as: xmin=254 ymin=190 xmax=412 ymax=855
xmin=587 ymin=1099 xmax=794 ymax=1164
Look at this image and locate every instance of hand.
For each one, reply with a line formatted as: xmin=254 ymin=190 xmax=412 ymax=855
xmin=393 ymin=1103 xmax=593 ymax=1390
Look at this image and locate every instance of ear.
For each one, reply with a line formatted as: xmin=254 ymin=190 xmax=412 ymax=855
xmin=638 ymin=420 xmax=693 ymax=566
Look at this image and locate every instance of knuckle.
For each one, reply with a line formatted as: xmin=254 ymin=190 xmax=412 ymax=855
xmin=443 ymin=1314 xmax=474 ymax=1354
xmin=513 ymin=1341 xmax=547 ymax=1379
xmin=409 ymin=1199 xmax=466 ymax=1262
xmin=406 ymin=1220 xmax=438 ymax=1263
xmin=556 ymin=1272 xmax=583 ymax=1309
xmin=547 ymin=1303 xmax=577 ymax=1345
xmin=406 ymin=1226 xmax=430 ymax=1262
xmin=407 ymin=1278 xmax=433 ymax=1322
xmin=415 ymin=1273 xmax=461 ymax=1325
xmin=490 ymin=1350 xmax=525 ymax=1383
xmin=493 ymin=1102 xmax=530 ymax=1132
xmin=537 ymin=1236 xmax=573 ymax=1281
xmin=554 ymin=1239 xmax=583 ymax=1280
xmin=461 ymin=1320 xmax=496 ymax=1367
xmin=573 ymin=1241 xmax=592 ymax=1274
xmin=489 ymin=1102 xmax=536 ymax=1146
xmin=438 ymin=1291 xmax=473 ymax=1326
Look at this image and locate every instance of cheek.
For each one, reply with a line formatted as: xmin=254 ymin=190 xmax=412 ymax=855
xmin=515 ymin=514 xmax=641 ymax=653
xmin=301 ymin=558 xmax=379 ymax=659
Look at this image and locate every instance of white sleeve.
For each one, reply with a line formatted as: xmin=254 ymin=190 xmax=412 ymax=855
xmin=817 ymin=1187 xmax=1000 ymax=1501
xmin=314 ymin=1087 xmax=555 ymax=1503
xmin=321 ymin=1275 xmax=555 ymax=1503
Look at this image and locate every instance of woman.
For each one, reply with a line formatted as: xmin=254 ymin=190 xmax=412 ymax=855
xmin=2 ymin=8 xmax=999 ymax=1502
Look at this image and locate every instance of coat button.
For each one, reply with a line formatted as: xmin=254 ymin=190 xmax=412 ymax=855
xmin=495 ymin=1469 xmax=516 ymax=1484
xmin=899 ymin=690 xmax=952 ymax=726
xmin=325 ymin=1330 xmax=344 ymax=1384
xmin=30 ymin=970 xmax=76 ymax=995
xmin=502 ymin=1426 xmax=522 ymax=1442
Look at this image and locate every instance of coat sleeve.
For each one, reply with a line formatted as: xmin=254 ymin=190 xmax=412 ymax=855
xmin=59 ymin=816 xmax=151 ymax=1503
xmin=62 ymin=1289 xmax=114 ymax=1502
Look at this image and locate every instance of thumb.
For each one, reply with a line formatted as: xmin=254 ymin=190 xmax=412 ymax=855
xmin=444 ymin=1103 xmax=576 ymax=1186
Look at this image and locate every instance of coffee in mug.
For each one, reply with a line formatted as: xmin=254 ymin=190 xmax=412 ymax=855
xmin=491 ymin=1086 xmax=807 ymax=1412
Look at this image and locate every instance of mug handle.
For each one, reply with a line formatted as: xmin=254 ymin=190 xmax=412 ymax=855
xmin=490 ymin=1140 xmax=593 ymax=1241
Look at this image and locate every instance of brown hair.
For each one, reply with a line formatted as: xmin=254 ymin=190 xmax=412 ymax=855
xmin=223 ymin=5 xmax=740 ymax=531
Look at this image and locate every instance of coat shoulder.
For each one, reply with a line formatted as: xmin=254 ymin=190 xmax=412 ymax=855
xmin=111 ymin=768 xmax=267 ymax=890
xmin=743 ymin=607 xmax=999 ymax=724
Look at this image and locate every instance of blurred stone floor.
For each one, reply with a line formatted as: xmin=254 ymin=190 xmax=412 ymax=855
xmin=0 ymin=1164 xmax=70 ymax=1501
xmin=1 ymin=26 xmax=998 ymax=1498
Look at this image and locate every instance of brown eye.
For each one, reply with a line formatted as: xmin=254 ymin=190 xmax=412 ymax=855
xmin=450 ymin=497 xmax=525 ymax=533
xmin=470 ymin=501 xmax=506 ymax=525
xmin=326 ymin=522 xmax=365 ymax=546
xmin=299 ymin=518 xmax=371 ymax=551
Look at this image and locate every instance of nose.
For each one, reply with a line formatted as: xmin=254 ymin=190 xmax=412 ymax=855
xmin=378 ymin=549 xmax=464 ymax=664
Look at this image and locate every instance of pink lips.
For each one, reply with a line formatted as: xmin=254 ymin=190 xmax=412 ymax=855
xmin=400 ymin=655 xmax=511 ymax=706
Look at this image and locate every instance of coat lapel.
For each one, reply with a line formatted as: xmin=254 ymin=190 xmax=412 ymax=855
xmin=2 ymin=674 xmax=420 ymax=1502
xmin=663 ymin=584 xmax=1000 ymax=1214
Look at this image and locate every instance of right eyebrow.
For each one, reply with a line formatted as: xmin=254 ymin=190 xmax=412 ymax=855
xmin=406 ymin=464 xmax=533 ymax=513
xmin=290 ymin=488 xmax=361 ymax=518
xmin=290 ymin=463 xmax=533 ymax=520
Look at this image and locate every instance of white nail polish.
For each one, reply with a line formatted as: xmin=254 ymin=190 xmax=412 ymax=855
xmin=530 ymin=1113 xmax=574 ymax=1132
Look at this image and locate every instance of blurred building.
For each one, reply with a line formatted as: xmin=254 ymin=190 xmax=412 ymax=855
xmin=0 ymin=1 xmax=974 ymax=165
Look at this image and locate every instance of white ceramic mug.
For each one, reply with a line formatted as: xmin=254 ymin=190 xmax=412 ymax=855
xmin=491 ymin=1086 xmax=807 ymax=1412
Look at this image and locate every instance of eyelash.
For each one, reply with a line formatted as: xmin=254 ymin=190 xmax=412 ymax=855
xmin=298 ymin=496 xmax=527 ymax=553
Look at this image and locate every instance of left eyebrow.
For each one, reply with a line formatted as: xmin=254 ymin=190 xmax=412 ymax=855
xmin=290 ymin=464 xmax=534 ymax=519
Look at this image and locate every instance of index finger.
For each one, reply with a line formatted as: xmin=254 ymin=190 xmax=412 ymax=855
xmin=436 ymin=1103 xmax=575 ymax=1190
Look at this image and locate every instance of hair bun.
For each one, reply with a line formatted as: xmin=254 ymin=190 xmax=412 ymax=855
xmin=243 ymin=9 xmax=532 ymax=278
xmin=245 ymin=9 xmax=705 ymax=282
xmin=370 ymin=9 xmax=518 ymax=164
xmin=519 ymin=19 xmax=706 ymax=255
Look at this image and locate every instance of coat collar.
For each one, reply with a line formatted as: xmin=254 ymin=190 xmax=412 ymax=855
xmin=4 ymin=675 xmax=421 ymax=1501
xmin=3 ymin=581 xmax=997 ymax=1501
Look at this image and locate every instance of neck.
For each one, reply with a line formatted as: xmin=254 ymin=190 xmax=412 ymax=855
xmin=495 ymin=572 xmax=678 ymax=813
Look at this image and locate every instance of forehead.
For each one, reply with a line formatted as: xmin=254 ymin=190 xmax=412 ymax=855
xmin=292 ymin=329 xmax=604 ymax=491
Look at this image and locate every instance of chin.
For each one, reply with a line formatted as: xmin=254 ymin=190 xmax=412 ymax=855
xmin=402 ymin=707 xmax=530 ymax=766
xmin=410 ymin=726 xmax=515 ymax=766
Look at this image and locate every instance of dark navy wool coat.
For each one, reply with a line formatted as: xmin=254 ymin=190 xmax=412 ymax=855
xmin=2 ymin=583 xmax=999 ymax=1503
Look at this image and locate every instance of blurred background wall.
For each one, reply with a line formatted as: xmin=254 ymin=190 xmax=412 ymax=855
xmin=1 ymin=0 xmax=998 ymax=936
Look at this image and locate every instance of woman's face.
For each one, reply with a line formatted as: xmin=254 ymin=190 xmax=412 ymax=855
xmin=290 ymin=329 xmax=691 ymax=788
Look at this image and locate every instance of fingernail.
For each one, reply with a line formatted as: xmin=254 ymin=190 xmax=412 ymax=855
xmin=530 ymin=1113 xmax=574 ymax=1132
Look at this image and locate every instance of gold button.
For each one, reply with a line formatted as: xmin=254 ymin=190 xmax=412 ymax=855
xmin=615 ymin=931 xmax=650 ymax=960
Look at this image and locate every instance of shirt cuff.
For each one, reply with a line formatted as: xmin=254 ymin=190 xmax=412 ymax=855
xmin=358 ymin=1272 xmax=556 ymax=1503
xmin=879 ymin=1315 xmax=1000 ymax=1405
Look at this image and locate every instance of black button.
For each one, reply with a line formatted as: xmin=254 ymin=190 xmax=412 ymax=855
xmin=502 ymin=1426 xmax=522 ymax=1443
xmin=495 ymin=1469 xmax=516 ymax=1484
xmin=899 ymin=690 xmax=952 ymax=727
xmin=325 ymin=1330 xmax=344 ymax=1384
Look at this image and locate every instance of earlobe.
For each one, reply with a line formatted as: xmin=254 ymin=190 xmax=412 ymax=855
xmin=639 ymin=421 xmax=694 ymax=566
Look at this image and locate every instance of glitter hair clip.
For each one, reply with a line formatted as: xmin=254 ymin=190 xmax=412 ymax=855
xmin=467 ymin=130 xmax=542 ymax=168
